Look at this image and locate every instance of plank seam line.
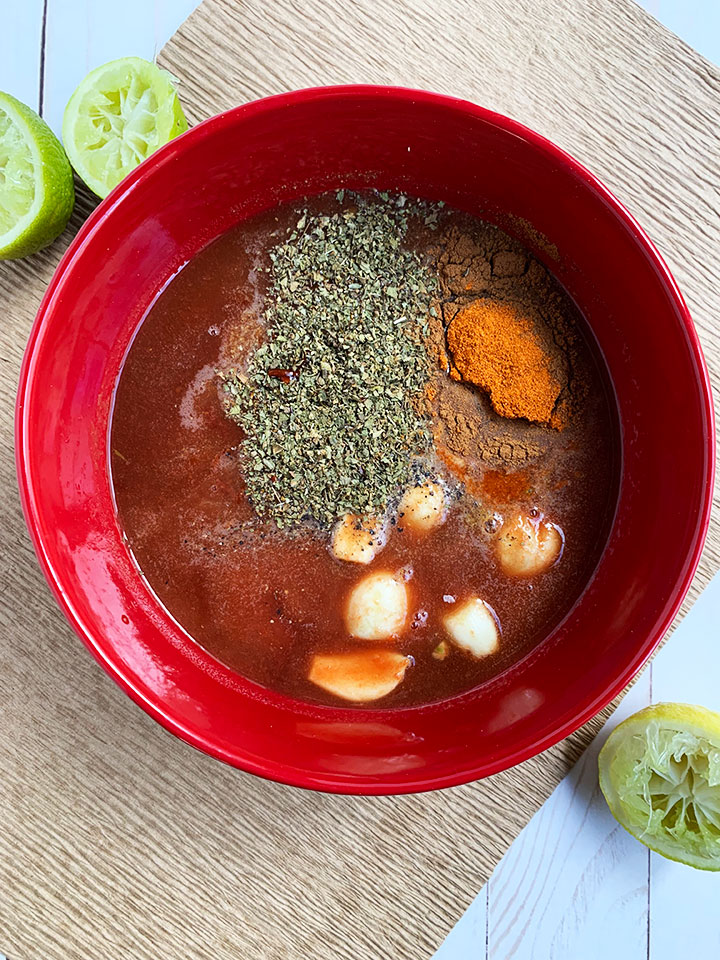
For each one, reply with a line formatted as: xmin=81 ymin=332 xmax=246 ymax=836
xmin=38 ymin=0 xmax=48 ymax=116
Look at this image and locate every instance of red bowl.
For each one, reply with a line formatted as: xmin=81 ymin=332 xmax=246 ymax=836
xmin=16 ymin=86 xmax=714 ymax=794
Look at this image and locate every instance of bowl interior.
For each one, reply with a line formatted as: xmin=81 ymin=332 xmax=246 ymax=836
xmin=17 ymin=87 xmax=713 ymax=793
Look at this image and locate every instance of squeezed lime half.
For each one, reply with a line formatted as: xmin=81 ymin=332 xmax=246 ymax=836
xmin=62 ymin=57 xmax=188 ymax=198
xmin=0 ymin=91 xmax=74 ymax=259
xmin=599 ymin=702 xmax=720 ymax=870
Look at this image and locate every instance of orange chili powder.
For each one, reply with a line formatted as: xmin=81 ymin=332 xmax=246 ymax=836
xmin=446 ymin=298 xmax=566 ymax=426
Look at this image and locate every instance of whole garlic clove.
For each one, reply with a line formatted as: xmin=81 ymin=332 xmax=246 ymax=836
xmin=496 ymin=511 xmax=564 ymax=577
xmin=331 ymin=514 xmax=386 ymax=564
xmin=443 ymin=596 xmax=500 ymax=658
xmin=397 ymin=481 xmax=446 ymax=534
xmin=308 ymin=649 xmax=412 ymax=702
xmin=346 ymin=571 xmax=408 ymax=640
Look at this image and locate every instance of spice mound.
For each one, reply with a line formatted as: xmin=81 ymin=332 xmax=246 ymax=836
xmin=220 ymin=193 xmax=439 ymax=528
xmin=447 ymin=298 xmax=566 ymax=426
xmin=432 ymin=376 xmax=547 ymax=469
xmin=432 ymin=219 xmax=585 ymax=433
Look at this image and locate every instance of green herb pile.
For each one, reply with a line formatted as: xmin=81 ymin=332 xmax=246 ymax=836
xmin=221 ymin=192 xmax=440 ymax=528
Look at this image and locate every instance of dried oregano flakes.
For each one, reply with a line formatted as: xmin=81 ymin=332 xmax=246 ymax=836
xmin=220 ymin=191 xmax=440 ymax=528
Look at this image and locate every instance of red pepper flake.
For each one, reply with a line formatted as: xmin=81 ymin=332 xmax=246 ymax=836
xmin=267 ymin=368 xmax=300 ymax=384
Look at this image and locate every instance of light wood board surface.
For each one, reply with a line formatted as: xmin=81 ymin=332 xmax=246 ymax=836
xmin=1 ymin=1 xmax=719 ymax=958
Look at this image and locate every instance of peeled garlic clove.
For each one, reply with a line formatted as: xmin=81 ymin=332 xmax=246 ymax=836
xmin=308 ymin=650 xmax=412 ymax=702
xmin=443 ymin=597 xmax=500 ymax=658
xmin=331 ymin=514 xmax=386 ymax=564
xmin=346 ymin=571 xmax=408 ymax=640
xmin=496 ymin=512 xmax=564 ymax=577
xmin=398 ymin=481 xmax=446 ymax=534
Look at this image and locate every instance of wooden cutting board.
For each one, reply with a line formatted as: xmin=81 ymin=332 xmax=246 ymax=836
xmin=1 ymin=1 xmax=719 ymax=958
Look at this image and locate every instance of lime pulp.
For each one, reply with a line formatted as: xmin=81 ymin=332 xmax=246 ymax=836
xmin=62 ymin=57 xmax=188 ymax=198
xmin=599 ymin=702 xmax=720 ymax=870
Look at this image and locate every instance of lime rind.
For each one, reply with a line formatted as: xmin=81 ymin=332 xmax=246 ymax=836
xmin=599 ymin=703 xmax=720 ymax=871
xmin=0 ymin=91 xmax=74 ymax=259
xmin=62 ymin=57 xmax=188 ymax=198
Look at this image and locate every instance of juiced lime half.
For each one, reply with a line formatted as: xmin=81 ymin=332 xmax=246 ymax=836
xmin=0 ymin=91 xmax=74 ymax=259
xmin=599 ymin=702 xmax=720 ymax=870
xmin=62 ymin=57 xmax=188 ymax=198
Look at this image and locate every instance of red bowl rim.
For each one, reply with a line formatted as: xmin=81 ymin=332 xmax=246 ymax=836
xmin=15 ymin=84 xmax=716 ymax=794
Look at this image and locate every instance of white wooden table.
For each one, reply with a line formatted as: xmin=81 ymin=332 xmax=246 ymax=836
xmin=2 ymin=0 xmax=200 ymax=135
xmin=436 ymin=573 xmax=720 ymax=959
xmin=1 ymin=2 xmax=719 ymax=957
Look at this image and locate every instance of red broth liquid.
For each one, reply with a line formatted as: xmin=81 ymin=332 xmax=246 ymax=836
xmin=111 ymin=195 xmax=619 ymax=708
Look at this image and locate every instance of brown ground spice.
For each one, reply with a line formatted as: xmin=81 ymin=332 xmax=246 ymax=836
xmin=420 ymin=215 xmax=589 ymax=469
xmin=430 ymin=375 xmax=547 ymax=468
xmin=436 ymin=220 xmax=585 ymax=425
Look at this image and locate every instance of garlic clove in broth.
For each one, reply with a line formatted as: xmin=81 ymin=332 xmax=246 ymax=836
xmin=496 ymin=511 xmax=564 ymax=577
xmin=397 ymin=481 xmax=446 ymax=534
xmin=308 ymin=649 xmax=412 ymax=702
xmin=331 ymin=513 xmax=386 ymax=564
xmin=443 ymin=597 xmax=500 ymax=658
xmin=346 ymin=571 xmax=408 ymax=640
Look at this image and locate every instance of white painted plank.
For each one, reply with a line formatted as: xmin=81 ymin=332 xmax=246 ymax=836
xmin=434 ymin=677 xmax=652 ymax=960
xmin=437 ymin=573 xmax=720 ymax=959
xmin=43 ymin=0 xmax=201 ymax=137
xmin=0 ymin=0 xmax=44 ymax=111
xmin=44 ymin=0 xmax=155 ymax=136
xmin=434 ymin=887 xmax=488 ymax=960
xmin=650 ymin=855 xmax=720 ymax=960
xmin=485 ymin=672 xmax=652 ymax=960
xmin=154 ymin=0 xmax=202 ymax=53
xmin=639 ymin=1 xmax=720 ymax=67
xmin=649 ymin=572 xmax=720 ymax=721
xmin=647 ymin=576 xmax=720 ymax=960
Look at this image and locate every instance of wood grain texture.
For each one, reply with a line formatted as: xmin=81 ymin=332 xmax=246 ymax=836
xmin=1 ymin=0 xmax=719 ymax=958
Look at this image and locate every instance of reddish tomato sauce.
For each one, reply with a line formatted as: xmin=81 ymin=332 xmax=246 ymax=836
xmin=111 ymin=197 xmax=619 ymax=708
